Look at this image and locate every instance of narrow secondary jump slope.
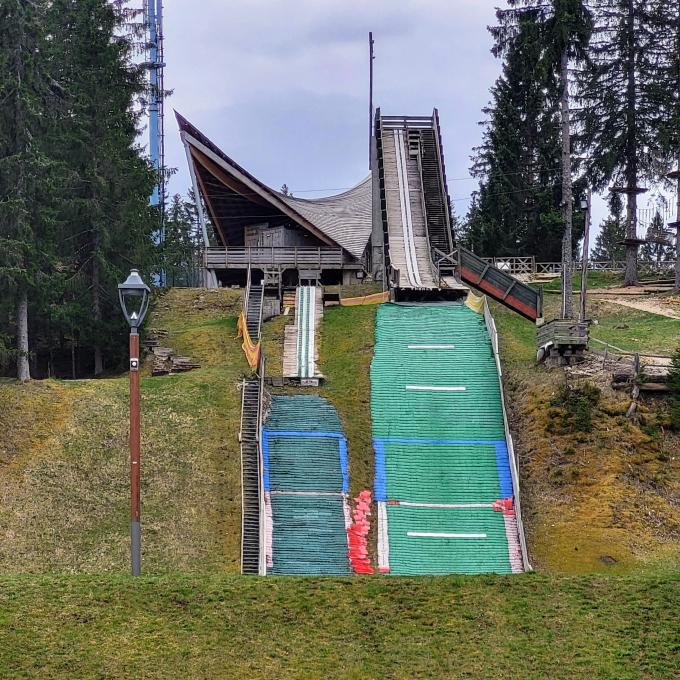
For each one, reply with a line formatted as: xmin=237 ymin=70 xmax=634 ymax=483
xmin=371 ymin=303 xmax=524 ymax=575
xmin=262 ymin=395 xmax=351 ymax=575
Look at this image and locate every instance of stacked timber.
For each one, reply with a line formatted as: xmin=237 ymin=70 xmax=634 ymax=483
xmin=612 ymin=360 xmax=672 ymax=393
xmin=143 ymin=329 xmax=200 ymax=376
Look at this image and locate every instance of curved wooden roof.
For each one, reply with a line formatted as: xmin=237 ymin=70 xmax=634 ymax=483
xmin=177 ymin=112 xmax=372 ymax=259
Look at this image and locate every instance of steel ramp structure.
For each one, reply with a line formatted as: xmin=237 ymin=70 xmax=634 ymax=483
xmin=371 ymin=302 xmax=526 ymax=575
xmin=458 ymin=247 xmax=543 ymax=323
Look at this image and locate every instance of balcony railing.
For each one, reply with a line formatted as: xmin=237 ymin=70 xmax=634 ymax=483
xmin=204 ymin=246 xmax=348 ymax=269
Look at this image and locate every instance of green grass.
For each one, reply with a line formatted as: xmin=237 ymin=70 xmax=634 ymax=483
xmin=0 ymin=289 xmax=249 ymax=573
xmin=319 ymin=304 xmax=377 ymax=497
xmin=587 ymin=300 xmax=680 ymax=355
xmin=541 ymin=271 xmax=624 ymax=292
xmin=0 ymin=573 xmax=677 ymax=679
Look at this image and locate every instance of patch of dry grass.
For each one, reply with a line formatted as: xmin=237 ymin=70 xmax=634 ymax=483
xmin=491 ymin=299 xmax=680 ymax=573
xmin=0 ymin=289 xmax=249 ymax=573
xmin=501 ymin=350 xmax=680 ymax=574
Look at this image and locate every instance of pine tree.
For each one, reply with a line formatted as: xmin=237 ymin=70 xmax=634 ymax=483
xmin=646 ymin=1 xmax=680 ymax=290
xmin=578 ymin=0 xmax=660 ymax=287
xmin=469 ymin=11 xmax=565 ymax=261
xmin=640 ymin=211 xmax=675 ymax=268
xmin=47 ymin=0 xmax=156 ymax=375
xmin=0 ymin=0 xmax=58 ymax=381
xmin=591 ymin=191 xmax=626 ymax=263
xmin=163 ymin=193 xmax=202 ymax=286
xmin=492 ymin=1 xmax=592 ymax=317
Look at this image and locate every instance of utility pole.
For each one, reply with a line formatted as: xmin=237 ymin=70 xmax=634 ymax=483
xmin=368 ymin=32 xmax=375 ymax=170
xmin=579 ymin=188 xmax=592 ymax=323
xmin=560 ymin=47 xmax=574 ymax=319
xmin=669 ymin=166 xmax=680 ymax=291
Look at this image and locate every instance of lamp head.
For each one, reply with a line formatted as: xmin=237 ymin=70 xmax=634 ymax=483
xmin=118 ymin=269 xmax=150 ymax=330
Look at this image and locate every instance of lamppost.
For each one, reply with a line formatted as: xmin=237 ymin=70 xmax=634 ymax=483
xmin=118 ymin=269 xmax=150 ymax=576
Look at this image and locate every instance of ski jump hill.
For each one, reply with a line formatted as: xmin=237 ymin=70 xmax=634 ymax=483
xmin=179 ymin=109 xmax=538 ymax=576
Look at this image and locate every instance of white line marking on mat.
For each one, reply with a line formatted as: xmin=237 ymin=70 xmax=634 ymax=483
xmin=270 ymin=491 xmax=343 ymax=497
xmin=405 ymin=385 xmax=466 ymax=392
xmin=407 ymin=344 xmax=455 ymax=350
xmin=407 ymin=532 xmax=487 ymax=539
xmin=398 ymin=502 xmax=492 ymax=509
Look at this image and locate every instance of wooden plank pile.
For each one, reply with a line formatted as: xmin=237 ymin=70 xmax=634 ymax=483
xmin=612 ymin=355 xmax=672 ymax=393
xmin=143 ymin=329 xmax=200 ymax=376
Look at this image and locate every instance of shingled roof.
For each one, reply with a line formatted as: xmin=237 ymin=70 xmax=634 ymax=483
xmin=176 ymin=112 xmax=373 ymax=259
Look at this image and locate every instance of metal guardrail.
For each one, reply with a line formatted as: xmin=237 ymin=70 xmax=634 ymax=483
xmin=477 ymin=257 xmax=677 ymax=276
xmin=204 ymin=246 xmax=346 ymax=269
xmin=482 ymin=256 xmax=535 ymax=276
xmin=482 ymin=299 xmax=532 ymax=572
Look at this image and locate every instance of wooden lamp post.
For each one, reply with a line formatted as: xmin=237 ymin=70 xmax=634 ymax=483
xmin=118 ymin=269 xmax=150 ymax=576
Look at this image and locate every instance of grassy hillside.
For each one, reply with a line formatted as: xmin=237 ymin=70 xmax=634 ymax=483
xmin=0 ymin=289 xmax=248 ymax=573
xmin=1 ymin=573 xmax=677 ymax=679
xmin=319 ymin=304 xmax=377 ymax=496
xmin=491 ymin=300 xmax=680 ymax=573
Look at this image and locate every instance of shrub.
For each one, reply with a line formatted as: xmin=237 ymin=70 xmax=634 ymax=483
xmin=548 ymin=382 xmax=601 ymax=433
xmin=669 ymin=348 xmax=680 ymax=432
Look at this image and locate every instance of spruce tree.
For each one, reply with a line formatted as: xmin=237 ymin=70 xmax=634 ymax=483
xmin=163 ymin=193 xmax=202 ymax=287
xmin=0 ymin=0 xmax=57 ymax=381
xmin=47 ymin=0 xmax=156 ymax=375
xmin=591 ymin=191 xmax=626 ymax=263
xmin=578 ymin=0 xmax=659 ymax=287
xmin=640 ymin=212 xmax=675 ymax=268
xmin=469 ymin=11 xmax=565 ymax=262
xmin=492 ymin=1 xmax=592 ymax=317
xmin=646 ymin=1 xmax=680 ymax=290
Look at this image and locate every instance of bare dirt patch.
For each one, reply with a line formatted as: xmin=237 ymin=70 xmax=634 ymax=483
xmin=600 ymin=295 xmax=680 ymax=319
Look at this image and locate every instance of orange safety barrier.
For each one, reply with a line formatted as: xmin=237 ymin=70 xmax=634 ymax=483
xmin=492 ymin=498 xmax=515 ymax=516
xmin=340 ymin=291 xmax=389 ymax=307
xmin=347 ymin=489 xmax=374 ymax=574
xmin=237 ymin=311 xmax=261 ymax=370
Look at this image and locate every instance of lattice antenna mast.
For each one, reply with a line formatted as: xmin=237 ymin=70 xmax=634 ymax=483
xmin=111 ymin=1 xmax=166 ymax=232
xmin=145 ymin=1 xmax=166 ymax=239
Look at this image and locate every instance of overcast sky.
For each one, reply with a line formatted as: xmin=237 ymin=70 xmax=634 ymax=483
xmin=160 ymin=0 xmax=617 ymax=239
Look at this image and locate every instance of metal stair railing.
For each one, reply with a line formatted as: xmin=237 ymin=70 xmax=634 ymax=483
xmin=257 ymin=351 xmax=267 ymax=575
xmin=240 ymin=377 xmax=262 ymax=575
xmin=483 ymin=300 xmax=531 ymax=572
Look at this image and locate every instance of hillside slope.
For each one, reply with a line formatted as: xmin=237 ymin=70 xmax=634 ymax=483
xmin=492 ymin=300 xmax=680 ymax=573
xmin=0 ymin=289 xmax=248 ymax=573
xmin=0 ymin=288 xmax=678 ymax=576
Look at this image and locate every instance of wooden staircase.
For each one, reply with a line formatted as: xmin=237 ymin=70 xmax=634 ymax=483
xmin=246 ymin=283 xmax=264 ymax=340
xmin=240 ymin=374 xmax=263 ymax=575
xmin=419 ymin=128 xmax=453 ymax=257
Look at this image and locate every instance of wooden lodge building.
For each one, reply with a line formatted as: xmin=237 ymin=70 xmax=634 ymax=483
xmin=177 ymin=112 xmax=374 ymax=289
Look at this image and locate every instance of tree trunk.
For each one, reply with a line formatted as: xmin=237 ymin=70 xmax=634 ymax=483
xmin=675 ymin=158 xmax=680 ymax=291
xmin=624 ymin=0 xmax=639 ymax=287
xmin=92 ymin=254 xmax=104 ymax=376
xmin=16 ymin=289 xmax=30 ymax=382
xmin=560 ymin=48 xmax=574 ymax=318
